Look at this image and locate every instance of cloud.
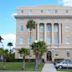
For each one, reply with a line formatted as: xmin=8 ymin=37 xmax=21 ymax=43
xmin=0 ymin=33 xmax=16 ymax=49
xmin=11 ymin=13 xmax=17 ymax=20
xmin=59 ymin=0 xmax=72 ymax=6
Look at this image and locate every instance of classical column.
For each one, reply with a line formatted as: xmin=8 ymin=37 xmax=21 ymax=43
xmin=59 ymin=23 xmax=61 ymax=45
xmin=45 ymin=23 xmax=47 ymax=42
xmin=37 ymin=24 xmax=39 ymax=41
xmin=52 ymin=24 xmax=54 ymax=45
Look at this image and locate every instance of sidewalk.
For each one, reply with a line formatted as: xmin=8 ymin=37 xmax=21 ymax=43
xmin=41 ymin=63 xmax=57 ymax=72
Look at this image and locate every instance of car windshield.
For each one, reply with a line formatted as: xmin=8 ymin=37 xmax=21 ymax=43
xmin=61 ymin=59 xmax=72 ymax=64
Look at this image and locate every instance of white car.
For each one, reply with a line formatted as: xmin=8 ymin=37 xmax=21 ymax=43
xmin=55 ymin=59 xmax=72 ymax=69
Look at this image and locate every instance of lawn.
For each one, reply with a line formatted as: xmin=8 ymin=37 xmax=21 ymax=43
xmin=58 ymin=71 xmax=72 ymax=72
xmin=57 ymin=69 xmax=72 ymax=72
xmin=0 ymin=62 xmax=44 ymax=71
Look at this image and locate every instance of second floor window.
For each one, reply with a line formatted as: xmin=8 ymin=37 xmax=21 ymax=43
xmin=19 ymin=37 xmax=24 ymax=44
xmin=64 ymin=36 xmax=71 ymax=44
xmin=29 ymin=36 xmax=32 ymax=44
xmin=20 ymin=25 xmax=24 ymax=32
xmin=39 ymin=23 xmax=44 ymax=32
xmin=47 ymin=24 xmax=52 ymax=32
xmin=64 ymin=25 xmax=71 ymax=32
xmin=54 ymin=24 xmax=59 ymax=32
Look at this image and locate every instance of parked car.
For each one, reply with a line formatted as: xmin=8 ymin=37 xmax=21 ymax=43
xmin=55 ymin=59 xmax=72 ymax=69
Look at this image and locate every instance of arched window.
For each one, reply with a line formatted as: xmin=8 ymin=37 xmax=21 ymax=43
xmin=54 ymin=23 xmax=59 ymax=32
xmin=39 ymin=23 xmax=44 ymax=32
xmin=47 ymin=23 xmax=52 ymax=32
xmin=54 ymin=23 xmax=59 ymax=44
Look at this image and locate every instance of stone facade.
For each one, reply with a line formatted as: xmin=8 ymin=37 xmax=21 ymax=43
xmin=14 ymin=6 xmax=72 ymax=62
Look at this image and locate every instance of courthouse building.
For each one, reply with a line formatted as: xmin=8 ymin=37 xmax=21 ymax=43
xmin=14 ymin=6 xmax=72 ymax=62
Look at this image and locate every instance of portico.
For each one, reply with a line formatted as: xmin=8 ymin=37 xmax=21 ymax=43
xmin=37 ymin=23 xmax=62 ymax=46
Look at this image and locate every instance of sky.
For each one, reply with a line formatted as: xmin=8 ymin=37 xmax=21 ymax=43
xmin=0 ymin=0 xmax=72 ymax=49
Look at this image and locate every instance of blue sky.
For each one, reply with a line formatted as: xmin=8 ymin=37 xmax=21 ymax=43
xmin=0 ymin=0 xmax=72 ymax=48
xmin=0 ymin=0 xmax=63 ymax=34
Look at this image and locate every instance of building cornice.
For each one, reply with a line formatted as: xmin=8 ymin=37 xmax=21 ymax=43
xmin=14 ymin=14 xmax=72 ymax=19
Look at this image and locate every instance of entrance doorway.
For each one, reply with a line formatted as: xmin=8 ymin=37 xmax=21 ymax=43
xmin=47 ymin=51 xmax=52 ymax=61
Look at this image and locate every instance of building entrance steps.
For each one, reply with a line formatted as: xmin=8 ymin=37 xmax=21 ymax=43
xmin=41 ymin=63 xmax=57 ymax=72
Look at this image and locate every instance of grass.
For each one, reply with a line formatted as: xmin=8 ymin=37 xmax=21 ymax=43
xmin=57 ymin=69 xmax=72 ymax=72
xmin=0 ymin=62 xmax=44 ymax=71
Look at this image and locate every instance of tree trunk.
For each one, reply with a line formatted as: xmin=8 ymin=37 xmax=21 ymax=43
xmin=39 ymin=54 xmax=42 ymax=64
xmin=35 ymin=52 xmax=40 ymax=71
xmin=35 ymin=57 xmax=39 ymax=71
xmin=10 ymin=46 xmax=11 ymax=53
xmin=36 ymin=24 xmax=37 ymax=40
xmin=22 ymin=56 xmax=25 ymax=70
xmin=30 ymin=28 xmax=32 ymax=41
xmin=29 ymin=28 xmax=32 ymax=62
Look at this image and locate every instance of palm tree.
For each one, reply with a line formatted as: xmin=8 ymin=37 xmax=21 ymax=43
xmin=31 ymin=41 xmax=47 ymax=71
xmin=0 ymin=36 xmax=3 ymax=42
xmin=0 ymin=48 xmax=4 ymax=61
xmin=0 ymin=36 xmax=4 ymax=48
xmin=18 ymin=48 xmax=29 ymax=70
xmin=26 ymin=20 xmax=37 ymax=42
xmin=0 ymin=48 xmax=8 ymax=69
xmin=7 ymin=42 xmax=13 ymax=53
xmin=26 ymin=20 xmax=37 ymax=62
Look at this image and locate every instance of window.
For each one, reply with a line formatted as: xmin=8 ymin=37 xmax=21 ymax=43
xmin=30 ymin=9 xmax=32 ymax=12
xmin=55 ymin=10 xmax=58 ymax=13
xmin=54 ymin=24 xmax=59 ymax=32
xmin=54 ymin=35 xmax=59 ymax=44
xmin=29 ymin=9 xmax=32 ymax=13
xmin=48 ymin=9 xmax=55 ymax=14
xmin=21 ymin=10 xmax=23 ymax=13
xmin=39 ymin=35 xmax=44 ymax=41
xmin=29 ymin=36 xmax=32 ymax=44
xmin=64 ymin=36 xmax=71 ymax=44
xmin=64 ymin=25 xmax=70 ymax=32
xmin=47 ymin=37 xmax=52 ymax=45
xmin=20 ymin=25 xmax=24 ymax=32
xmin=39 ymin=38 xmax=43 ymax=41
xmin=66 ymin=10 xmax=68 ymax=13
xmin=41 ymin=10 xmax=43 ymax=13
xmin=39 ymin=23 xmax=44 ymax=32
xmin=19 ymin=37 xmax=24 ymax=44
xmin=47 ymin=24 xmax=52 ymax=32
xmin=63 ymin=61 xmax=67 ymax=64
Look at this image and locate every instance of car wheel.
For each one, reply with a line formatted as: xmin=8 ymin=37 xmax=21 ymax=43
xmin=58 ymin=66 xmax=62 ymax=69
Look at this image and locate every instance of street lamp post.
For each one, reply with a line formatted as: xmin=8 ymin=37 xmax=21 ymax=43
xmin=34 ymin=40 xmax=39 ymax=71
